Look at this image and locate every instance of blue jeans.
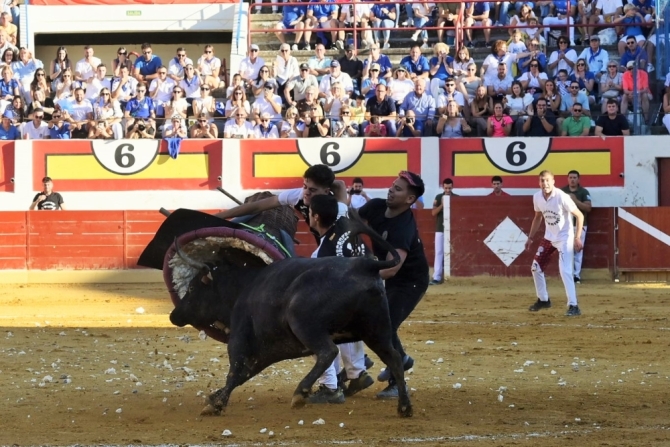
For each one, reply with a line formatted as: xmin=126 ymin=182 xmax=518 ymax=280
xmin=405 ymin=3 xmax=415 ymax=25
xmin=373 ymin=18 xmax=394 ymax=44
xmin=494 ymin=2 xmax=510 ymax=25
xmin=415 ymin=16 xmax=429 ymax=41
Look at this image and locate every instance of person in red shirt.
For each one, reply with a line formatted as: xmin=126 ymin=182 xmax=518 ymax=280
xmin=489 ymin=175 xmax=510 ymax=196
xmin=620 ymin=60 xmax=651 ymax=123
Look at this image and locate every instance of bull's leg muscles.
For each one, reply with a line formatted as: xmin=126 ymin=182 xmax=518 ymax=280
xmin=289 ymin=333 xmax=340 ymax=409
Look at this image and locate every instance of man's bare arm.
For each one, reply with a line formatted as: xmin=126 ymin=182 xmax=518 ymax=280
xmin=214 ymin=195 xmax=281 ymax=219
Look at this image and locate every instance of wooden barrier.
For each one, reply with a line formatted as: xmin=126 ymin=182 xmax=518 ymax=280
xmin=0 ymin=142 xmax=14 ymax=193
xmin=617 ymin=207 xmax=670 ymax=281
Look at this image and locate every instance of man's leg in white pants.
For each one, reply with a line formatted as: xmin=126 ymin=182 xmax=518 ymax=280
xmin=529 ymin=239 xmax=556 ymax=311
xmin=340 ymin=341 xmax=365 ymax=379
xmin=573 ymin=227 xmax=586 ymax=281
xmin=531 ymin=259 xmax=550 ymax=301
xmin=316 ymin=356 xmax=340 ymax=390
xmin=309 ymin=354 xmax=345 ymax=403
xmin=433 ymin=231 xmax=444 ymax=282
xmin=556 ymin=239 xmax=578 ymax=307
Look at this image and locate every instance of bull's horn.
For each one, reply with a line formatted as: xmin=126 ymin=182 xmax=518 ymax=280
xmin=174 ymin=237 xmax=209 ymax=272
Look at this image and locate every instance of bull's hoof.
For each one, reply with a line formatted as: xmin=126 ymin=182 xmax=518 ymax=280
xmin=398 ymin=403 xmax=413 ymax=418
xmin=291 ymin=394 xmax=306 ymax=409
xmin=200 ymin=404 xmax=222 ymax=416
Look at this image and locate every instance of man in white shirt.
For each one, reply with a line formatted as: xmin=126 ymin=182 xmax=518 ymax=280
xmin=75 ymin=45 xmax=101 ymax=86
xmin=347 ymin=177 xmax=370 ymax=209
xmin=437 ymin=78 xmax=466 ymax=114
xmin=524 ymin=170 xmax=584 ymax=317
xmin=85 ymin=64 xmax=111 ymax=101
xmin=319 ymin=60 xmax=354 ymax=97
xmin=197 ymin=45 xmax=223 ymax=89
xmin=22 ymin=108 xmax=49 ymax=139
xmin=223 ymin=109 xmax=254 ymax=138
xmin=69 ymin=87 xmax=94 ymax=138
xmin=578 ymin=35 xmax=609 ymax=82
xmin=239 ymin=44 xmax=266 ymax=85
xmin=167 ymin=47 xmax=193 ymax=82
xmin=149 ymin=65 xmax=176 ymax=117
xmin=252 ymin=82 xmax=283 ymax=122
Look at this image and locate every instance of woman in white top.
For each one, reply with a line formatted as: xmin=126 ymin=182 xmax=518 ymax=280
xmin=273 ymin=44 xmax=299 ymax=96
xmin=452 ymin=46 xmax=475 ymax=79
xmin=480 ymin=40 xmax=518 ymax=82
xmin=54 ymin=67 xmax=75 ymax=104
xmin=323 ymin=82 xmax=350 ymax=120
xmin=192 ymin=84 xmax=215 ymax=122
xmin=280 ymin=106 xmax=301 ymax=138
xmin=90 ymin=87 xmax=123 ymax=139
xmin=509 ymin=4 xmax=536 ymax=37
xmin=163 ymin=85 xmax=189 ymax=120
xmin=179 ymin=64 xmax=202 ymax=101
xmin=547 ymin=37 xmax=578 ymax=76
xmin=252 ymin=65 xmax=278 ymax=98
xmin=598 ymin=61 xmax=623 ymax=113
xmin=505 ymin=81 xmax=533 ymax=135
xmin=163 ymin=115 xmax=188 ymax=138
xmin=387 ymin=66 xmax=414 ymax=108
xmin=518 ymin=59 xmax=548 ymax=98
xmin=11 ymin=47 xmax=44 ymax=106
xmin=225 ymin=86 xmax=251 ymax=118
xmin=49 ymin=46 xmax=71 ymax=93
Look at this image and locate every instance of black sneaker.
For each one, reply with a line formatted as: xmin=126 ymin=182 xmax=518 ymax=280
xmin=376 ymin=381 xmax=410 ymax=400
xmin=485 ymin=41 xmax=492 ymax=48
xmin=364 ymin=354 xmax=374 ymax=370
xmin=466 ymin=41 xmax=475 ymax=49
xmin=429 ymin=279 xmax=443 ymax=286
xmin=574 ymin=276 xmax=581 ymax=284
xmin=528 ymin=299 xmax=552 ymax=311
xmin=377 ymin=355 xmax=414 ymax=382
xmin=308 ymin=385 xmax=345 ymax=404
xmin=343 ymin=371 xmax=374 ymax=396
xmin=565 ymin=305 xmax=582 ymax=316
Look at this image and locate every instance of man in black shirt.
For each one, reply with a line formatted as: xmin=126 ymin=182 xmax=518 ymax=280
xmin=359 ymin=171 xmax=429 ymax=399
xmin=338 ymin=44 xmax=363 ymax=95
xmin=364 ymin=84 xmax=397 ymax=136
xmin=30 ymin=177 xmax=66 ymax=210
xmin=522 ymin=98 xmax=556 ymax=136
xmin=595 ymin=99 xmax=631 ymax=136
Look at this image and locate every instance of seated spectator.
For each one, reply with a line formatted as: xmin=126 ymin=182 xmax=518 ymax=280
xmin=254 ymin=112 xmax=280 ymax=138
xmin=338 ymin=45 xmax=363 ymax=94
xmin=179 ymin=64 xmax=202 ymax=101
xmin=522 ymin=97 xmax=556 ymax=136
xmin=163 ymin=115 xmax=188 ymax=138
xmin=436 ymin=2 xmax=461 ymax=43
xmin=463 ymin=1 xmax=492 ymax=49
xmin=111 ymin=65 xmax=138 ymax=107
xmin=615 ymin=5 xmax=646 ymax=56
xmin=89 ymin=120 xmax=114 ymax=139
xmin=437 ymin=78 xmax=466 ymax=116
xmin=319 ymin=60 xmax=354 ymax=98
xmin=54 ymin=67 xmax=76 ymax=105
xmin=74 ymin=45 xmax=100 ymax=86
xmin=11 ymin=47 xmax=43 ymax=105
xmin=510 ymin=4 xmax=539 ymax=39
xmin=388 ymin=67 xmax=414 ymax=109
xmin=620 ymin=61 xmax=651 ymax=122
xmin=333 ymin=105 xmax=360 ymax=137
xmin=365 ymin=115 xmax=387 ymax=137
xmin=302 ymin=103 xmax=330 ymax=137
xmin=399 ymin=78 xmax=435 ymax=136
xmin=1 ymin=48 xmax=16 ymax=70
xmin=361 ymin=63 xmax=387 ymax=100
xmin=22 ymin=108 xmax=49 ymax=139
xmin=410 ymin=0 xmax=436 ymax=49
xmin=578 ymin=35 xmax=608 ymax=81
xmin=323 ymin=82 xmax=350 ymax=120
xmin=599 ymin=61 xmax=622 ymax=113
xmin=0 ymin=109 xmax=17 ymax=139
xmin=252 ymin=64 xmax=277 ymax=99
xmin=561 ymin=102 xmax=591 ymax=135
xmin=307 ymin=43 xmax=331 ymax=83
xmin=124 ymin=83 xmax=155 ymax=130
xmin=148 ymin=65 xmax=174 ymax=118
xmin=4 ymin=94 xmax=24 ymax=125
xmin=126 ymin=118 xmax=155 ymax=139
xmin=401 ymin=45 xmax=431 ymax=81
xmin=506 ymin=81 xmax=533 ymax=133
xmin=82 ymin=63 xmax=109 ymax=102
xmin=306 ymin=0 xmax=340 ymax=49
xmin=49 ymin=47 xmax=70 ymax=94
xmin=273 ymin=44 xmax=299 ymax=99
xmin=239 ymin=44 xmax=265 ymax=85
xmin=226 ymin=74 xmax=244 ymax=99
xmin=485 ymin=63 xmax=513 ymax=103
xmin=481 ymin=40 xmax=519 ymax=82
xmin=187 ymin=113 xmax=216 ymax=139
xmin=547 ymin=36 xmax=578 ymax=77
xmin=193 ymin=83 xmax=215 ymax=123
xmin=0 ymin=65 xmax=18 ymax=102
xmin=48 ymin=111 xmax=71 ymax=139
xmin=167 ymin=47 xmax=191 ymax=82
xmin=0 ymin=12 xmax=16 ymax=46
xmin=543 ymin=1 xmax=576 ymax=45
xmin=543 ymin=79 xmax=562 ymax=113
xmin=428 ymin=43 xmax=454 ymax=100
xmin=280 ymin=107 xmax=301 ymax=138
xmin=517 ymin=39 xmax=547 ymax=73
xmin=197 ymin=45 xmax=223 ymax=89
xmin=164 ymin=86 xmax=188 ymax=120
xmin=560 ymin=81 xmax=591 ymax=125
xmin=457 ymin=62 xmax=482 ymax=103
xmin=451 ymin=46 xmax=474 ymax=80
xmin=587 ymin=0 xmax=621 ymax=39
xmin=29 ymin=71 xmax=54 ymax=119
xmin=69 ymin=87 xmax=93 ymax=138
xmin=350 ymin=94 xmax=366 ymax=124
xmin=396 ymin=110 xmax=421 ymax=137
xmin=619 ymin=36 xmax=648 ymax=72
xmin=364 ymin=83 xmax=396 ymax=135
xmin=369 ymin=0 xmax=396 ymax=50
xmin=519 ymin=59 xmax=548 ymax=98
xmin=296 ymin=85 xmax=322 ymax=117
xmin=362 ymin=44 xmax=393 ymax=80
xmin=252 ymin=82 xmax=283 ymax=123
xmin=286 ymin=63 xmax=318 ymax=105
xmin=275 ymin=2 xmax=311 ymax=50
xmin=437 ymin=99 xmax=472 ymax=138
xmin=225 ymin=86 xmax=251 ymax=118
xmin=555 ymin=68 xmax=571 ymax=95
xmin=569 ymin=58 xmax=596 ymax=103
xmin=134 ymin=43 xmax=162 ymax=83
xmin=470 ymin=85 xmax=493 ymax=135
xmin=487 ymin=102 xmax=513 ymax=137
xmin=91 ymin=88 xmax=123 ymax=139
xmin=595 ymin=99 xmax=630 ymax=135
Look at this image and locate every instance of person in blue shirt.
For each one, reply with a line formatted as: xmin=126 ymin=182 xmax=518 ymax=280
xmin=0 ymin=65 xmax=19 ymax=101
xmin=463 ymin=1 xmax=492 ymax=49
xmin=363 ymin=44 xmax=393 ymax=80
xmin=633 ymin=0 xmax=655 ymax=20
xmin=615 ymin=4 xmax=646 ymax=56
xmin=307 ymin=0 xmax=339 ymax=48
xmin=399 ymin=78 xmax=435 ymax=136
xmin=276 ymin=3 xmax=310 ymax=51
xmin=428 ymin=42 xmax=454 ymax=100
xmin=48 ymin=111 xmax=72 ymax=139
xmin=0 ymin=111 xmax=19 ymax=140
xmin=578 ymin=35 xmax=608 ymax=82
xmin=518 ymin=39 xmax=548 ymax=73
xmin=400 ymin=45 xmax=430 ymax=81
xmin=134 ymin=43 xmax=162 ymax=84
xmin=396 ymin=109 xmax=422 ymax=137
xmin=124 ymin=83 xmax=156 ymax=130
xmin=619 ymin=36 xmax=649 ymax=72
xmin=370 ymin=0 xmax=397 ymax=50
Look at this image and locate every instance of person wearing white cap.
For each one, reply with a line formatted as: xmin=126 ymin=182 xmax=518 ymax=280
xmin=239 ymin=44 xmax=266 ymax=85
xmin=319 ymin=60 xmax=353 ymax=97
xmin=285 ymin=62 xmax=318 ymax=105
xmin=578 ymin=35 xmax=609 ymax=82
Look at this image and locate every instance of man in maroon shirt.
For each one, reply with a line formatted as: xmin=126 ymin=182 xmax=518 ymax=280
xmin=488 ymin=175 xmax=510 ymax=196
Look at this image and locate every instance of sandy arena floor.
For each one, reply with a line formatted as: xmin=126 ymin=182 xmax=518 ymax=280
xmin=1 ymin=277 xmax=669 ymax=447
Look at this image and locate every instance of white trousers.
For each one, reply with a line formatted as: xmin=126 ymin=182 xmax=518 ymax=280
xmin=433 ymin=231 xmax=444 ymax=281
xmin=531 ymin=238 xmax=578 ymax=306
xmin=542 ymin=16 xmax=575 ymax=43
xmin=574 ymin=226 xmax=586 ymax=279
xmin=317 ymin=341 xmax=366 ymax=389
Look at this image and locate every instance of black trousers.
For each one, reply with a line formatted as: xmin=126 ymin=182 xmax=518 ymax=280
xmin=386 ymin=278 xmax=428 ymax=361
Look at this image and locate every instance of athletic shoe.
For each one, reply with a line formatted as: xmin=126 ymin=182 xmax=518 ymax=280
xmin=344 ymin=371 xmax=374 ymax=396
xmin=410 ymin=31 xmax=419 ymax=41
xmin=303 ymin=44 xmax=311 ymax=51
xmin=377 ymin=355 xmax=414 ymax=382
xmin=565 ymin=305 xmax=582 ymax=316
xmin=574 ymin=276 xmax=581 ymax=284
xmin=291 ymin=43 xmax=299 ymax=51
xmin=466 ymin=41 xmax=475 ymax=49
xmin=429 ymin=279 xmax=443 ymax=286
xmin=335 ymin=39 xmax=344 ymax=50
xmin=485 ymin=41 xmax=492 ymax=48
xmin=383 ymin=42 xmax=390 ymax=49
xmin=421 ymin=42 xmax=430 ymax=50
xmin=528 ymin=299 xmax=552 ymax=311
xmin=376 ymin=382 xmax=410 ymax=400
xmin=308 ymin=385 xmax=345 ymax=404
xmin=364 ymin=354 xmax=374 ymax=370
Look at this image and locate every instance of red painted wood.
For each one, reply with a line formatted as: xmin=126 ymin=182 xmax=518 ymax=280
xmin=0 ymin=141 xmax=14 ymax=192
xmin=658 ymin=160 xmax=670 ymax=207
xmin=618 ymin=207 xmax=670 ymax=270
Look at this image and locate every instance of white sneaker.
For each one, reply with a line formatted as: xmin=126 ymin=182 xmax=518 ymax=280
xmin=421 ymin=42 xmax=429 ymax=50
xmin=410 ymin=32 xmax=419 ymax=41
xmin=647 ymin=63 xmax=655 ymax=72
xmin=362 ymin=40 xmax=370 ymax=49
xmin=335 ymin=39 xmax=344 ymax=50
xmin=570 ymin=40 xmax=577 ymax=46
xmin=291 ymin=43 xmax=298 ymax=51
xmin=383 ymin=42 xmax=390 ymax=49
xmin=304 ymin=44 xmax=311 ymax=51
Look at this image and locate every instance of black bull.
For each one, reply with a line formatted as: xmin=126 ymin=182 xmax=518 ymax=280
xmin=138 ymin=209 xmax=412 ymax=417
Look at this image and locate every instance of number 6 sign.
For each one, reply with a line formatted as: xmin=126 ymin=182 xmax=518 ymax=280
xmin=297 ymin=139 xmax=365 ymax=173
xmin=482 ymin=138 xmax=551 ymax=174
xmin=91 ymin=140 xmax=160 ymax=175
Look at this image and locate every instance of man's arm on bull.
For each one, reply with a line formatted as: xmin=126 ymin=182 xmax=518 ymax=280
xmin=379 ymin=249 xmax=408 ymax=280
xmin=215 ymin=195 xmax=282 ymax=219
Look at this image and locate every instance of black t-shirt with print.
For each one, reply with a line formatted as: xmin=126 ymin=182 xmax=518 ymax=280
xmin=359 ymin=198 xmax=429 ymax=287
xmin=314 ymin=217 xmax=367 ymax=259
xmin=33 ymin=192 xmax=64 ymax=210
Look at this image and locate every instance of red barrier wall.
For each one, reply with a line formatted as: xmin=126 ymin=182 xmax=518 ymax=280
xmin=0 ymin=141 xmax=14 ymax=193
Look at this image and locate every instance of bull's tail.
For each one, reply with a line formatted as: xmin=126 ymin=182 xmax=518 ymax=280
xmin=346 ymin=209 xmax=401 ymax=271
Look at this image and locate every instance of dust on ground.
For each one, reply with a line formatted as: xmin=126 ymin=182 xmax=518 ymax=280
xmin=1 ymin=277 xmax=669 ymax=446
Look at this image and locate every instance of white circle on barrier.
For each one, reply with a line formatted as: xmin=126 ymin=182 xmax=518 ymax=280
xmin=91 ymin=140 xmax=160 ymax=176
xmin=296 ymin=139 xmax=365 ymax=173
xmin=482 ymin=138 xmax=552 ymax=174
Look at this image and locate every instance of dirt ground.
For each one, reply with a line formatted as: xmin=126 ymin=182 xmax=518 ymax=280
xmin=1 ymin=277 xmax=670 ymax=447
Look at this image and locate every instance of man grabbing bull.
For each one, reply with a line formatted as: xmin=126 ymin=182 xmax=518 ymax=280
xmin=359 ymin=171 xmax=429 ymax=399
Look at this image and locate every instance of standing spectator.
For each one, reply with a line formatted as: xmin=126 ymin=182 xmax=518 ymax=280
xmin=111 ymin=65 xmax=138 ymax=108
xmin=197 ymin=45 xmax=223 ymax=89
xmin=561 ymin=102 xmax=591 ymax=135
xmin=319 ymin=60 xmax=354 ymax=97
xmin=618 ymin=36 xmax=648 ymax=72
xmin=163 ymin=115 xmax=188 ymax=139
xmin=254 ymin=112 xmax=280 ymax=138
xmin=74 ymin=45 xmax=100 ymax=85
xmin=148 ymin=65 xmax=175 ymax=118
xmin=134 ymin=43 xmax=162 ymax=83
xmin=523 ymin=98 xmax=556 ymax=136
xmin=47 ymin=111 xmax=71 ymax=139
xmin=595 ymin=99 xmax=629 ymax=135
xmin=85 ymin=63 xmax=111 ymax=102
xmin=11 ymin=47 xmax=43 ymax=105
xmin=112 ymin=46 xmax=134 ymax=79
xmin=333 ymin=105 xmax=360 ymax=137
xmin=561 ymin=170 xmax=591 ymax=284
xmin=430 ymin=178 xmax=455 ymax=285
xmin=599 ymin=61 xmax=622 ymax=113
xmin=167 ymin=47 xmax=192 ymax=82
xmin=302 ymin=103 xmax=330 ymax=137
xmin=525 ymin=170 xmax=584 ymax=316
xmin=463 ymin=1 xmax=492 ymax=49
xmin=124 ymin=83 xmax=155 ymax=129
xmin=578 ymin=35 xmax=608 ymax=82
xmin=69 ymin=87 xmax=93 ymax=138
xmin=470 ymin=84 xmax=493 ymax=135
xmin=286 ymin=63 xmax=318 ymax=105
xmin=543 ymin=1 xmax=576 ymax=46
xmin=559 ymin=81 xmax=590 ymax=129
xmin=519 ymin=59 xmax=548 ymax=98
xmin=0 ymin=108 xmax=17 ymax=139
xmin=485 ymin=62 xmax=513 ymax=103
xmin=30 ymin=177 xmax=65 ymax=211
xmin=307 ymin=43 xmax=331 ymax=83
xmin=273 ymin=44 xmax=299 ymax=100
xmin=275 ymin=1 xmax=310 ymax=50
xmin=347 ymin=177 xmax=369 ymax=209
xmin=338 ymin=45 xmax=363 ymax=94
xmin=569 ymin=58 xmax=596 ymax=104
xmin=488 ymin=102 xmax=513 ymax=136
xmin=508 ymin=31 xmax=528 ymax=76
xmin=399 ymin=78 xmax=435 ymax=136
xmin=364 ymin=83 xmax=397 ymax=135
xmin=388 ymin=66 xmax=415 ymax=108
xmin=620 ymin=61 xmax=651 ymax=122
xmin=436 ymin=99 xmax=471 ymax=137
xmin=239 ymin=44 xmax=265 ymax=85
xmin=489 ymin=176 xmax=509 ymax=196
xmin=49 ymin=46 xmax=70 ymax=93
xmin=362 ymin=43 xmax=393 ymax=80
xmin=370 ymin=0 xmax=396 ymax=50
xmin=91 ymin=88 xmax=123 ymax=139
xmin=547 ymin=36 xmax=578 ymax=77
xmin=252 ymin=82 xmax=283 ymax=123
xmin=428 ymin=43 xmax=453 ymax=100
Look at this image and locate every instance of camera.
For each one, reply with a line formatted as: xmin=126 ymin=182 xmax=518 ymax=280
xmin=137 ymin=123 xmax=146 ymax=131
xmin=406 ymin=118 xmax=414 ymax=124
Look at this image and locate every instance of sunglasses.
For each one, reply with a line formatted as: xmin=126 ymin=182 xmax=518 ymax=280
xmin=573 ymin=108 xmax=582 ymax=112
xmin=34 ymin=115 xmax=44 ymax=119
xmin=205 ymin=50 xmax=213 ymax=54
xmin=201 ymin=87 xmax=210 ymax=91
xmin=177 ymin=53 xmax=186 ymax=57
xmin=301 ymin=68 xmax=309 ymax=72
xmin=342 ymin=111 xmax=351 ymax=115
xmin=577 ymin=63 xmax=585 ymax=66
xmin=102 ymin=92 xmax=110 ymax=95
xmin=398 ymin=170 xmax=417 ymax=186
xmin=445 ymin=83 xmax=455 ymax=87
xmin=570 ymin=86 xmax=580 ymax=89
xmin=198 ymin=119 xmax=208 ymax=123
xmin=261 ymin=118 xmax=270 ymax=122
xmin=370 ymin=69 xmax=379 ymax=72
xmin=118 ymin=52 xmax=126 ymax=55
xmin=559 ymin=41 xmax=568 ymax=44
xmin=143 ymin=51 xmax=152 ymax=54
xmin=627 ymin=42 xmax=636 ymax=45
xmin=173 ymin=90 xmax=183 ymax=93
xmin=281 ymin=49 xmax=289 ymax=52
xmin=608 ymin=65 xmax=617 ymax=68
xmin=235 ymin=91 xmax=243 ymax=94
xmin=260 ymin=69 xmax=269 ymax=73
xmin=468 ymin=68 xmax=476 ymax=71
xmin=37 ymin=73 xmax=45 ymax=76
xmin=530 ymin=64 xmax=539 ymax=67
xmin=235 ymin=114 xmax=245 ymax=117
xmin=250 ymin=49 xmax=258 ymax=52
xmin=53 ymin=115 xmax=61 ymax=119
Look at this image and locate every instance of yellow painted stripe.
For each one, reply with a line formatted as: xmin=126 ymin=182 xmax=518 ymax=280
xmin=454 ymin=152 xmax=611 ymax=176
xmin=254 ymin=153 xmax=407 ymax=178
xmin=47 ymin=154 xmax=209 ymax=180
